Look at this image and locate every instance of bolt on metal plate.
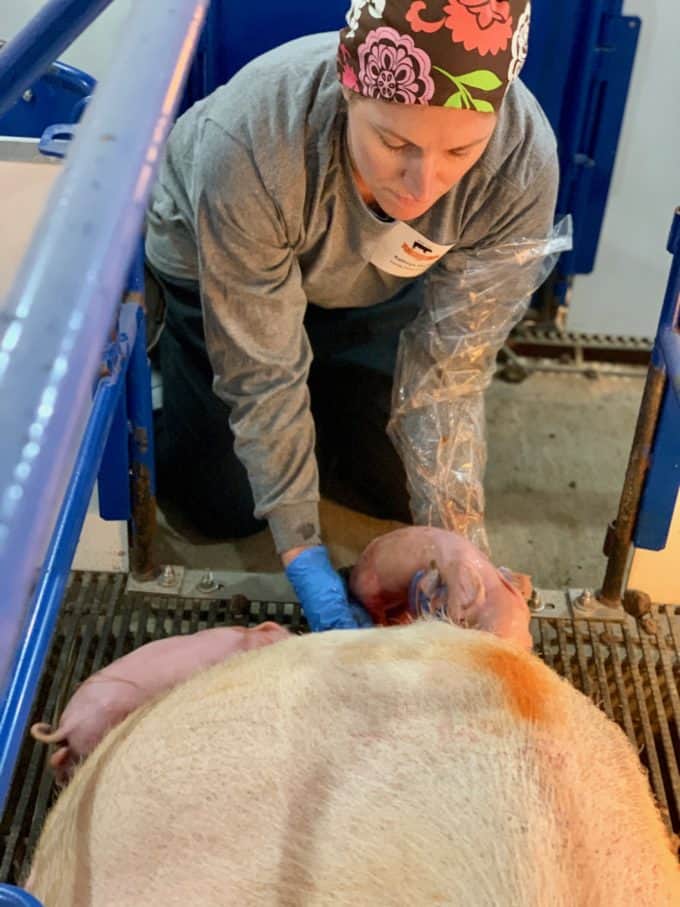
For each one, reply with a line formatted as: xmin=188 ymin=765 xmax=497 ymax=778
xmin=196 ymin=570 xmax=220 ymax=594
xmin=528 ymin=589 xmax=544 ymax=612
xmin=566 ymin=588 xmax=625 ymax=622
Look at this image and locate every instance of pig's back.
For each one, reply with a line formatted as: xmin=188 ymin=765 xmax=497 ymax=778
xmin=27 ymin=622 xmax=679 ymax=907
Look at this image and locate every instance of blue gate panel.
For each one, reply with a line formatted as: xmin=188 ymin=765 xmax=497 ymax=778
xmin=0 ymin=58 xmax=94 ymax=137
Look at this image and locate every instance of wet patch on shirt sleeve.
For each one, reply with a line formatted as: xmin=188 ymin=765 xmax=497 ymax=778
xmin=296 ymin=522 xmax=317 ymax=541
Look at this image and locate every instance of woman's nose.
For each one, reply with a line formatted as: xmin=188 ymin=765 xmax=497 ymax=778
xmin=402 ymin=154 xmax=437 ymax=201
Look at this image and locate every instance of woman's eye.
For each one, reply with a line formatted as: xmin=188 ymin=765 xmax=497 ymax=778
xmin=380 ymin=137 xmax=407 ymax=152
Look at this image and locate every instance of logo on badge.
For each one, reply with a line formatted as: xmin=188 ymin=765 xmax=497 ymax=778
xmin=369 ymin=222 xmax=454 ymax=277
xmin=401 ymin=240 xmax=439 ymax=262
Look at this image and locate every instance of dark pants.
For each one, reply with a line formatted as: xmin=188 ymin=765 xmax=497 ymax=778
xmin=150 ymin=266 xmax=421 ymax=539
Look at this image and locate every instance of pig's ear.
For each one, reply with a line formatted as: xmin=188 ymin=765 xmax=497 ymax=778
xmin=446 ymin=561 xmax=485 ymax=622
xmin=497 ymin=567 xmax=532 ymax=601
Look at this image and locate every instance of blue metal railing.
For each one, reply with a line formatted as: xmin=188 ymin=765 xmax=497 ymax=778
xmin=0 ymin=306 xmax=142 ymax=822
xmin=0 ymin=2 xmax=211 ymax=899
xmin=0 ymin=0 xmax=210 ymax=696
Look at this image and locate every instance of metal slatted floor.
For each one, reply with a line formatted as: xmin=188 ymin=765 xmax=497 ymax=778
xmin=2 ymin=572 xmax=679 ymax=884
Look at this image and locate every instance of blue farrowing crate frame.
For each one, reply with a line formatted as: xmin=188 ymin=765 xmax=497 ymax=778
xmin=0 ymin=2 xmax=211 ymax=902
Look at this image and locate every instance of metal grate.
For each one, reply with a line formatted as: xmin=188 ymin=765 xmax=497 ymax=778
xmin=511 ymin=325 xmax=653 ymax=354
xmin=532 ymin=611 xmax=680 ymax=845
xmin=2 ymin=573 xmax=679 ymax=884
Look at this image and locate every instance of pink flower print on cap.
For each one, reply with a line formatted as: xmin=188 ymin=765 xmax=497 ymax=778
xmin=337 ymin=0 xmax=531 ymax=110
xmin=339 ymin=43 xmax=360 ymax=90
xmin=357 ymin=26 xmax=435 ymax=103
xmin=407 ymin=1 xmax=514 ymax=57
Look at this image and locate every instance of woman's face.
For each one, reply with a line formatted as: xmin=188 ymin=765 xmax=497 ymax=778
xmin=345 ymin=93 xmax=497 ymax=221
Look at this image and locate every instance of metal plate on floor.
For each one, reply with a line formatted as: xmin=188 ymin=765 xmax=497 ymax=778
xmin=528 ymin=588 xmax=628 ymax=622
xmin=126 ymin=566 xmax=299 ymax=603
xmin=2 ymin=572 xmax=679 ymax=885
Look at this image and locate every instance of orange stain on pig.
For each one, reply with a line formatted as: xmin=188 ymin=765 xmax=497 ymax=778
xmin=475 ymin=645 xmax=560 ymax=727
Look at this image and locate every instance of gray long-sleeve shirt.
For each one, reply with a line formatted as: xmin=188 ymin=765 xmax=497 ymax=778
xmin=145 ymin=32 xmax=558 ymax=553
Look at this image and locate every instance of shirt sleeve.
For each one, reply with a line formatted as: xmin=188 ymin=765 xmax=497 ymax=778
xmin=387 ymin=151 xmax=562 ymax=552
xmin=190 ymin=118 xmax=322 ymax=552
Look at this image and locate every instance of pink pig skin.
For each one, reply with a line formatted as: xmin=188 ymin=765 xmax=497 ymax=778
xmin=349 ymin=526 xmax=533 ymax=650
xmin=31 ymin=622 xmax=290 ymax=783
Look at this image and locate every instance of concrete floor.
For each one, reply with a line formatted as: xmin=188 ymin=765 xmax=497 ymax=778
xmin=484 ymin=369 xmax=644 ymax=588
xmin=154 ymin=367 xmax=646 ymax=591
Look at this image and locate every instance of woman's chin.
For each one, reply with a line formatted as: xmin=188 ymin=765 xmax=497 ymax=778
xmin=379 ymin=191 xmax=431 ymax=221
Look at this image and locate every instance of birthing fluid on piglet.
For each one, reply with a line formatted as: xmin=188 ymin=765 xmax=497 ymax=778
xmin=350 ymin=526 xmax=533 ymax=649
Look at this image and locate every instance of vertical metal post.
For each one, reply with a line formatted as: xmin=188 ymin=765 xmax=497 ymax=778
xmin=127 ymin=306 xmax=159 ymax=580
xmin=599 ymin=366 xmax=666 ymax=605
xmin=97 ymin=244 xmax=147 ymax=522
xmin=600 ymin=208 xmax=680 ymax=604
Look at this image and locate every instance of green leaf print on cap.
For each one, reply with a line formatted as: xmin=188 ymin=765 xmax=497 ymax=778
xmin=434 ymin=66 xmax=502 ymax=111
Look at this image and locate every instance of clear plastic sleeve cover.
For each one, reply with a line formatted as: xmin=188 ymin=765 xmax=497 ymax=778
xmin=388 ymin=217 xmax=573 ymax=554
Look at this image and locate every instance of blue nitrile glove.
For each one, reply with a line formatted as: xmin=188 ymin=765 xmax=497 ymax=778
xmin=285 ymin=545 xmax=373 ymax=632
xmin=347 ymin=597 xmax=374 ymax=629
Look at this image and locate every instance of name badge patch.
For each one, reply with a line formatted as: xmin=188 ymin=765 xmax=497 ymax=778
xmin=370 ymin=222 xmax=454 ymax=277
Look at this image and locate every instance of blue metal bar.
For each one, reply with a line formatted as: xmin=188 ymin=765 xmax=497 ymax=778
xmin=128 ymin=307 xmax=156 ymax=497
xmin=571 ymin=14 xmax=641 ymax=274
xmin=633 ymin=386 xmax=680 ymax=551
xmin=660 ymin=329 xmax=680 ymax=408
xmin=0 ymin=885 xmax=44 ymax=906
xmin=0 ymin=0 xmax=114 ymax=119
xmin=0 ymin=0 xmax=210 ymax=708
xmin=97 ymin=244 xmax=148 ymax=523
xmin=97 ymin=376 xmax=131 ymax=521
xmin=631 ymin=209 xmax=680 ymax=552
xmin=553 ymin=0 xmax=606 ymax=219
xmin=127 ymin=306 xmax=158 ymax=578
xmin=127 ymin=238 xmax=146 ymax=297
xmin=649 ymin=211 xmax=680 ymax=374
xmin=0 ymin=308 xmax=136 ymax=818
xmin=97 ymin=237 xmax=151 ymax=520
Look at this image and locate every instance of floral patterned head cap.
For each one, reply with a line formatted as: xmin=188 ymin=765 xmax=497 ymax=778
xmin=337 ymin=1 xmax=532 ymax=111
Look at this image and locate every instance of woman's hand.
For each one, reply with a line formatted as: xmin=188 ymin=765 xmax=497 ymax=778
xmin=283 ymin=545 xmax=372 ymax=631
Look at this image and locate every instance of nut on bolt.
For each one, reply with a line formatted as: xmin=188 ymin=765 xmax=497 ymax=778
xmin=159 ymin=565 xmax=178 ymax=588
xmin=197 ymin=569 xmax=219 ymax=593
xmin=528 ymin=589 xmax=543 ymax=612
xmin=22 ymin=89 xmax=34 ymax=103
xmin=574 ymin=589 xmax=596 ymax=611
